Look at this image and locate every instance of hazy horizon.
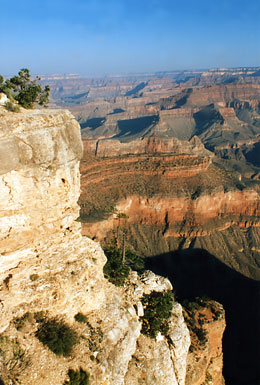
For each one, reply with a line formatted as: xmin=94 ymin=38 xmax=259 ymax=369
xmin=1 ymin=0 xmax=259 ymax=77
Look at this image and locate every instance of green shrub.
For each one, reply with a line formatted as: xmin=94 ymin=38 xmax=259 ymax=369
xmin=183 ymin=296 xmax=222 ymax=322
xmin=0 ymin=68 xmax=50 ymax=109
xmin=103 ymin=244 xmax=145 ymax=285
xmin=4 ymin=101 xmax=20 ymax=112
xmin=182 ymin=298 xmax=208 ymax=346
xmin=103 ymin=247 xmax=130 ymax=286
xmin=125 ymin=250 xmax=145 ymax=273
xmin=74 ymin=313 xmax=89 ymax=324
xmin=64 ymin=368 xmax=90 ymax=385
xmin=35 ymin=319 xmax=78 ymax=356
xmin=141 ymin=290 xmax=174 ymax=338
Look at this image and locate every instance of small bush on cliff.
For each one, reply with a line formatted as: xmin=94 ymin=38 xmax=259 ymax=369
xmin=74 ymin=313 xmax=89 ymax=324
xmin=103 ymin=240 xmax=145 ymax=286
xmin=124 ymin=249 xmax=145 ymax=273
xmin=103 ymin=246 xmax=130 ymax=286
xmin=4 ymin=101 xmax=20 ymax=112
xmin=0 ymin=68 xmax=50 ymax=109
xmin=63 ymin=368 xmax=90 ymax=385
xmin=182 ymin=298 xmax=209 ymax=347
xmin=141 ymin=290 xmax=174 ymax=338
xmin=35 ymin=318 xmax=78 ymax=356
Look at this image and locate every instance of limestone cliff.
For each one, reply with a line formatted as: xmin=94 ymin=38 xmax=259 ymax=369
xmin=0 ymin=106 xmax=225 ymax=385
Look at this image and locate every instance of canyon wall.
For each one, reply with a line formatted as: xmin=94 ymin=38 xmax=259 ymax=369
xmin=82 ymin=135 xmax=210 ymax=158
xmin=186 ymin=84 xmax=260 ymax=106
xmin=80 ymin=136 xmax=260 ymax=281
xmin=0 ymin=106 xmax=225 ymax=385
xmin=79 ymin=134 xmax=259 ymax=384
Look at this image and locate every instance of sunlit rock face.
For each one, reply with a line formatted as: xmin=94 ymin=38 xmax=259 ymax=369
xmin=0 ymin=106 xmax=223 ymax=385
xmin=184 ymin=301 xmax=226 ymax=385
xmin=0 ymin=107 xmax=83 ymax=265
xmin=0 ymin=93 xmax=8 ymax=105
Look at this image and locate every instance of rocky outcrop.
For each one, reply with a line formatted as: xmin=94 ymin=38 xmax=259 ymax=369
xmin=82 ymin=135 xmax=211 ymax=158
xmin=186 ymin=84 xmax=260 ymax=107
xmin=0 ymin=107 xmax=83 ymax=261
xmin=184 ymin=300 xmax=226 ymax=385
xmin=0 ymin=106 xmax=226 ymax=385
xmin=0 ymin=93 xmax=8 ymax=105
xmin=125 ymin=302 xmax=191 ymax=385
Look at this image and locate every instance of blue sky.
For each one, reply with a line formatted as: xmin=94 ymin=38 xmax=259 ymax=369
xmin=1 ymin=0 xmax=259 ymax=76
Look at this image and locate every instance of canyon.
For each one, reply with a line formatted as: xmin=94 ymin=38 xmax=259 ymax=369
xmin=61 ymin=70 xmax=260 ymax=385
xmin=0 ymin=67 xmax=259 ymax=384
xmin=0 ymin=104 xmax=226 ymax=385
xmin=78 ymin=134 xmax=259 ymax=384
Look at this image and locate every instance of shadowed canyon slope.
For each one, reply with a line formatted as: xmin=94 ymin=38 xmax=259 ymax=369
xmin=0 ymin=105 xmax=227 ymax=385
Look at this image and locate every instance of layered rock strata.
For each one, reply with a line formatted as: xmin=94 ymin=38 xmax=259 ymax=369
xmin=0 ymin=106 xmax=225 ymax=385
xmin=80 ymin=136 xmax=260 ymax=280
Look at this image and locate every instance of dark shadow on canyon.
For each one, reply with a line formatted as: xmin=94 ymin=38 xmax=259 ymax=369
xmin=146 ymin=248 xmax=260 ymax=385
xmin=80 ymin=117 xmax=105 ymax=130
xmin=245 ymin=142 xmax=260 ymax=167
xmin=114 ymin=115 xmax=159 ymax=139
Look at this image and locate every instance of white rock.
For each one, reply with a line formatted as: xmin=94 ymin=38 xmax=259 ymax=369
xmin=0 ymin=93 xmax=8 ymax=105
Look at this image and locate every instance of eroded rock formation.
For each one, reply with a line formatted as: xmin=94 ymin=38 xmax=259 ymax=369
xmin=0 ymin=106 xmax=225 ymax=385
xmin=80 ymin=137 xmax=260 ymax=276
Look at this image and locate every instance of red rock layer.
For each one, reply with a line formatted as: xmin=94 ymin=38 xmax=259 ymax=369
xmin=82 ymin=135 xmax=210 ymax=158
xmin=187 ymin=84 xmax=260 ymax=106
xmin=81 ymin=190 xmax=260 ymax=241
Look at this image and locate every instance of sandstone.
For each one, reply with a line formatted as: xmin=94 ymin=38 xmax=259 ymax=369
xmin=125 ymin=302 xmax=190 ymax=385
xmin=185 ymin=301 xmax=226 ymax=385
xmin=0 ymin=93 xmax=8 ymax=105
xmin=82 ymin=135 xmax=211 ymax=158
